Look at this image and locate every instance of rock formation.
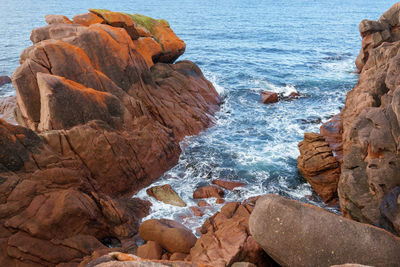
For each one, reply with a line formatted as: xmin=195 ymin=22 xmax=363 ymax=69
xmin=297 ymin=132 xmax=341 ymax=203
xmin=250 ymin=194 xmax=400 ymax=267
xmin=339 ymin=2 xmax=400 ymax=231
xmin=190 ymin=199 xmax=277 ymax=267
xmin=0 ymin=9 xmax=220 ymax=266
xmin=297 ymin=3 xmax=400 ymax=235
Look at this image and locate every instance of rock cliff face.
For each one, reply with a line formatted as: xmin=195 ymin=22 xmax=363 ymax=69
xmin=298 ymin=3 xmax=400 ymax=236
xmin=340 ymin=3 xmax=400 ymax=231
xmin=0 ymin=10 xmax=220 ymax=266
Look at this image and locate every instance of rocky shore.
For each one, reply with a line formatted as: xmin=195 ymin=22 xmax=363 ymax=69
xmin=0 ymin=9 xmax=220 ymax=266
xmin=298 ymin=2 xmax=400 ymax=237
xmin=2 ymin=3 xmax=400 ymax=267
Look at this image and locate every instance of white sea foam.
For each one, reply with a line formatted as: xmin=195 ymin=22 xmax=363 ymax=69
xmin=252 ymin=79 xmax=298 ymax=96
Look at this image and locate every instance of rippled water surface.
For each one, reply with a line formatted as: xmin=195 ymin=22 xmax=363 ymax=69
xmin=1 ymin=0 xmax=397 ymax=231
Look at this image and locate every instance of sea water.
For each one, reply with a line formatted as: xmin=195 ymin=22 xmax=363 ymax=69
xmin=0 ymin=0 xmax=397 ymax=232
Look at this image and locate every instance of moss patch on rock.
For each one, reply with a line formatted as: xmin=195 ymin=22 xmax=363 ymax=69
xmin=89 ymin=9 xmax=170 ymax=35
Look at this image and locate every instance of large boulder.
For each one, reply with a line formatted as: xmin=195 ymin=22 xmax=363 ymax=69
xmin=249 ymin=194 xmax=400 ymax=267
xmin=1 ymin=9 xmax=220 ymax=266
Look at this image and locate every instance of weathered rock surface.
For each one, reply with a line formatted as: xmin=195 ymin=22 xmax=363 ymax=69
xmin=1 ymin=9 xmax=220 ymax=266
xmin=193 ymin=185 xmax=224 ymax=199
xmin=250 ymin=194 xmax=400 ymax=267
xmin=379 ymin=186 xmax=400 ymax=235
xmin=137 ymin=241 xmax=163 ymax=260
xmin=146 ymin=184 xmax=186 ymax=207
xmin=0 ymin=76 xmax=11 ymax=86
xmin=0 ymin=96 xmax=16 ymax=124
xmin=339 ymin=3 xmax=400 ymax=230
xmin=320 ymin=114 xmax=343 ymax=164
xmin=139 ymin=219 xmax=197 ymax=254
xmin=298 ymin=132 xmax=340 ymax=202
xmin=190 ymin=199 xmax=277 ymax=267
xmin=84 ymin=252 xmax=208 ymax=267
xmin=45 ymin=14 xmax=73 ymax=25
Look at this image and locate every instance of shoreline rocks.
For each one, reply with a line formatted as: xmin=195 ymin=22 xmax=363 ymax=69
xmin=339 ymin=2 xmax=400 ymax=231
xmin=0 ymin=9 xmax=220 ymax=266
xmin=189 ymin=199 xmax=277 ymax=267
xmin=297 ymin=132 xmax=340 ymax=203
xmin=146 ymin=184 xmax=186 ymax=207
xmin=250 ymin=194 xmax=400 ymax=267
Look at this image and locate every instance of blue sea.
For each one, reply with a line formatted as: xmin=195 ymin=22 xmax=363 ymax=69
xmin=0 ymin=0 xmax=397 ymax=230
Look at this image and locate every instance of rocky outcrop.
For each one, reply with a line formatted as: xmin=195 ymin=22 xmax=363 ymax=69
xmin=250 ymin=194 xmax=400 ymax=267
xmin=1 ymin=10 xmax=220 ymax=266
xmin=0 ymin=119 xmax=151 ymax=266
xmin=339 ymin=3 xmax=400 ymax=231
xmin=297 ymin=132 xmax=340 ymax=203
xmin=190 ymin=199 xmax=277 ymax=267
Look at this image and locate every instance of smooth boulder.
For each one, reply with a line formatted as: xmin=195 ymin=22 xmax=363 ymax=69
xmin=249 ymin=194 xmax=400 ymax=267
xmin=139 ymin=219 xmax=197 ymax=254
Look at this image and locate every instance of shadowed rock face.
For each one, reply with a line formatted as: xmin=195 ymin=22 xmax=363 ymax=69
xmin=340 ymin=3 xmax=400 ymax=230
xmin=1 ymin=10 xmax=220 ymax=266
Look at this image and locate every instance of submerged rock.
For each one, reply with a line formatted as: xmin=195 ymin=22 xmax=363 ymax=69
xmin=261 ymin=91 xmax=278 ymax=104
xmin=0 ymin=76 xmax=11 ymax=86
xmin=249 ymin=194 xmax=400 ymax=267
xmin=146 ymin=184 xmax=186 ymax=207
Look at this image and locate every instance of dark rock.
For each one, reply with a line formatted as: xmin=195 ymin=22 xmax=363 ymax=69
xmin=379 ymin=186 xmax=400 ymax=235
xmin=0 ymin=76 xmax=11 ymax=87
